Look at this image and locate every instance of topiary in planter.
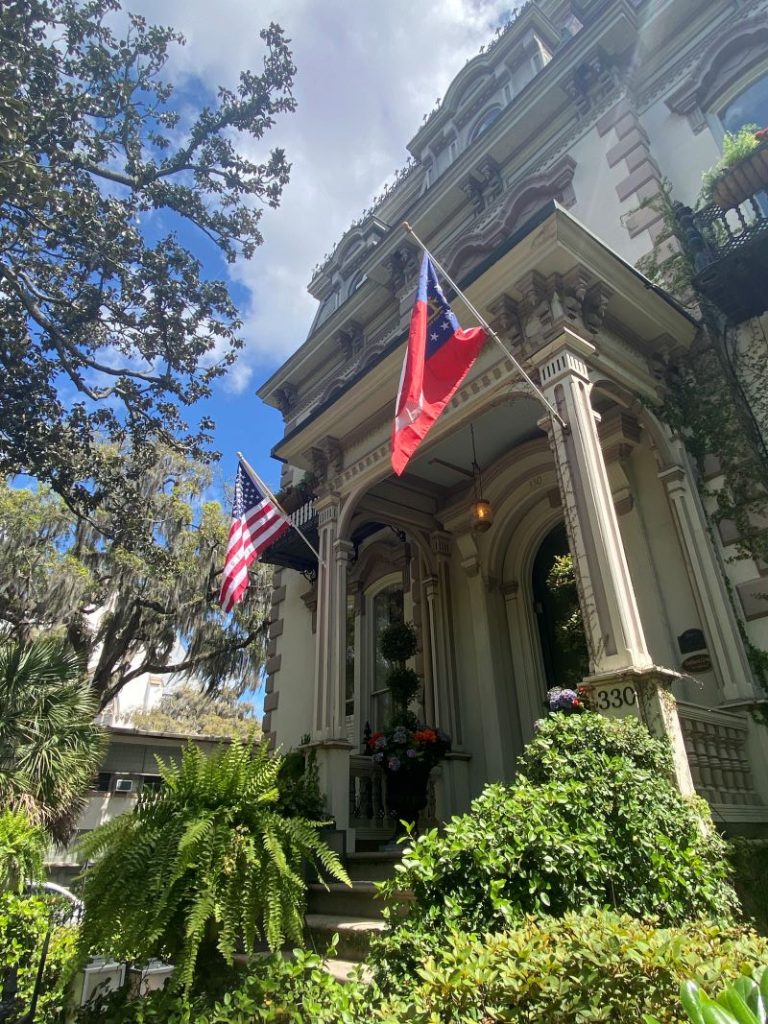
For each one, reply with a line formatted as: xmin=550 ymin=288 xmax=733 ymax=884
xmin=379 ymin=621 xmax=418 ymax=665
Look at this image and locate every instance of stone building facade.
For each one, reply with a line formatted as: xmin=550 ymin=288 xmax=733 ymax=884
xmin=257 ymin=0 xmax=768 ymax=849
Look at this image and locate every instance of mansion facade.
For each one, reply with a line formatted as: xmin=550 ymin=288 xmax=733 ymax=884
xmin=257 ymin=0 xmax=768 ymax=848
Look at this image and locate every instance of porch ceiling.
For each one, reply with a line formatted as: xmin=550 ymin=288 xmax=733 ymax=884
xmin=400 ymin=396 xmax=543 ymax=489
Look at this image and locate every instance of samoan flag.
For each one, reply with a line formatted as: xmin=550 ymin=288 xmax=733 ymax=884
xmin=391 ymin=254 xmax=487 ymax=476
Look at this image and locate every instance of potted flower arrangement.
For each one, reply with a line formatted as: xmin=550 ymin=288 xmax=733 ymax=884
xmin=534 ymin=685 xmax=591 ymax=731
xmin=700 ymin=124 xmax=768 ymax=209
xmin=364 ymin=621 xmax=450 ymax=832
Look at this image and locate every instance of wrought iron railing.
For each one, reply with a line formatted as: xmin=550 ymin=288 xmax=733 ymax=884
xmin=676 ymin=194 xmax=768 ymax=322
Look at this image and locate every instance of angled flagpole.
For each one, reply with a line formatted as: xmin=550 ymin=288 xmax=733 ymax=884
xmin=236 ymin=452 xmax=325 ymax=567
xmin=403 ymin=221 xmax=568 ymax=431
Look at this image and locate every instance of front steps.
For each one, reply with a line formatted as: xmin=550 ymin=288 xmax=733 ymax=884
xmin=306 ymin=850 xmax=406 ymax=973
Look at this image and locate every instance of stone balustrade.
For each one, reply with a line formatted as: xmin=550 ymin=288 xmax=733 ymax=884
xmin=677 ymin=701 xmax=764 ymax=817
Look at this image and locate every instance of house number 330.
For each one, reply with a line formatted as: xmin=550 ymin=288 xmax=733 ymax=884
xmin=595 ymin=686 xmax=637 ymax=710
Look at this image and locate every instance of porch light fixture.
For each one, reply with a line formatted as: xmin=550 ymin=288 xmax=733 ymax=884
xmin=470 ymin=424 xmax=493 ymax=533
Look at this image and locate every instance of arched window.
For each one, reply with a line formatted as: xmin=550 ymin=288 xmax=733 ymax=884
xmin=347 ymin=270 xmax=366 ymax=297
xmin=720 ymin=73 xmax=768 ymax=133
xmin=470 ymin=105 xmax=501 ymax=143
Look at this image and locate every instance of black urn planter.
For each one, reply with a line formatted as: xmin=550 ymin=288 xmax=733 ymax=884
xmin=385 ymin=763 xmax=431 ymax=831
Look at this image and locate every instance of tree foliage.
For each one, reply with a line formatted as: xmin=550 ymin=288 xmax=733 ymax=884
xmin=131 ymin=683 xmax=260 ymax=740
xmin=0 ymin=809 xmax=46 ymax=892
xmin=77 ymin=741 xmax=350 ymax=992
xmin=0 ymin=637 xmax=104 ymax=843
xmin=0 ymin=457 xmax=272 ymax=708
xmin=0 ymin=0 xmax=296 ymax=519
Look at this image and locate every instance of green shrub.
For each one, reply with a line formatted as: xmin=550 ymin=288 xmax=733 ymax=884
xmin=77 ymin=740 xmax=350 ymax=992
xmin=0 ymin=891 xmax=79 ymax=1024
xmin=276 ymin=748 xmax=326 ymax=820
xmin=373 ymin=714 xmax=736 ymax=979
xmin=72 ymin=945 xmax=405 ymax=1024
xmin=729 ymin=840 xmax=768 ymax=935
xmin=394 ymin=910 xmax=768 ymax=1024
xmin=70 ymin=912 xmax=768 ymax=1024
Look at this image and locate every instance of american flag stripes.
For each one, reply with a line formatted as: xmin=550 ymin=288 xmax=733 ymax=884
xmin=219 ymin=460 xmax=289 ymax=613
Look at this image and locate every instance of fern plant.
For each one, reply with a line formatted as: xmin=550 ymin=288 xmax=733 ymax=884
xmin=77 ymin=740 xmax=350 ymax=992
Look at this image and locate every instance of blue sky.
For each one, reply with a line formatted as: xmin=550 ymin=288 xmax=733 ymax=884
xmin=122 ymin=0 xmax=517 ymax=501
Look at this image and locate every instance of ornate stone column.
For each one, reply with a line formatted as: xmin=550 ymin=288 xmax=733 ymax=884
xmin=425 ymin=531 xmax=472 ymax=818
xmin=659 ymin=464 xmax=757 ymax=702
xmin=535 ymin=329 xmax=652 ymax=674
xmin=310 ymin=492 xmax=353 ymax=841
xmin=533 ymin=327 xmax=694 ymax=796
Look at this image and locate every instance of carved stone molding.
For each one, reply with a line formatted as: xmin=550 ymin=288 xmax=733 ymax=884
xmin=304 ymin=436 xmax=344 ymax=483
xmin=384 ymin=242 xmax=421 ymax=293
xmin=664 ymin=17 xmax=768 ymax=134
xmin=447 ymin=155 xmax=577 ymax=279
xmin=274 ymin=382 xmax=298 ymax=417
xmin=599 ymin=408 xmax=642 ymax=463
xmin=563 ymin=49 xmax=624 ymax=118
xmin=336 ymin=320 xmax=364 ymax=360
xmin=487 ymin=266 xmax=614 ymax=357
xmin=460 ymin=155 xmax=504 ymax=216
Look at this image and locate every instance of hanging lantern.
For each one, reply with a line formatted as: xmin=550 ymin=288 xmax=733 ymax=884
xmin=471 ymin=497 xmax=494 ymax=532
xmin=469 ymin=423 xmax=493 ymax=532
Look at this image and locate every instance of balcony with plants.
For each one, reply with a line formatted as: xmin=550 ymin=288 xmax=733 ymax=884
xmin=678 ymin=125 xmax=768 ymax=324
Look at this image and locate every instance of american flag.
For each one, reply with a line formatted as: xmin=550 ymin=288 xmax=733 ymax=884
xmin=219 ymin=461 xmax=290 ymax=613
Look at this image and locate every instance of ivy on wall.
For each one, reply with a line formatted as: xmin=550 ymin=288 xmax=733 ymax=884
xmin=636 ymin=184 xmax=768 ymax=692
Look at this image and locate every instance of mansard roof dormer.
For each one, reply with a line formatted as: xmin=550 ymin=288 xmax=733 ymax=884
xmin=308 ymin=214 xmax=389 ymax=303
xmin=407 ymin=2 xmax=562 ymax=165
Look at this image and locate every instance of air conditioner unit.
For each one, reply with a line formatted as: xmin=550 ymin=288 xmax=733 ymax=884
xmin=74 ymin=958 xmax=126 ymax=1006
xmin=114 ymin=778 xmax=134 ymax=794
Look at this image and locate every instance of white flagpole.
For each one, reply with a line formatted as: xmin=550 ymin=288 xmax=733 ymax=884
xmin=403 ymin=221 xmax=568 ymax=431
xmin=236 ymin=452 xmax=325 ymax=568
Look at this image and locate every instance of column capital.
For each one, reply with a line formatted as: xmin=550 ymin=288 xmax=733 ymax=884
xmin=334 ymin=538 xmax=355 ymax=559
xmin=530 ymin=326 xmax=596 ymax=385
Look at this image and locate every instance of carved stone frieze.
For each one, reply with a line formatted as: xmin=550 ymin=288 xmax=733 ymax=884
xmin=488 ymin=266 xmax=614 ymax=356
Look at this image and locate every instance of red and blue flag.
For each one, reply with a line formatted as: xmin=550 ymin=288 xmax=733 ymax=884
xmin=391 ymin=254 xmax=487 ymax=476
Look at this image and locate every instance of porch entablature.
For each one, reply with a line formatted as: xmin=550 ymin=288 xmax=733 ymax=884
xmin=271 ymin=205 xmax=697 ymax=479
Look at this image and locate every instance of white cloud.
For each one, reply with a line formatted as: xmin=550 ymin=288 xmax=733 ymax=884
xmin=126 ymin=0 xmax=516 ymax=386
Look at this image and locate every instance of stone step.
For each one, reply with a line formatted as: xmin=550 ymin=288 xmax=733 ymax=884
xmin=308 ymin=881 xmax=383 ymax=919
xmin=305 ymin=913 xmax=387 ymax=963
xmin=324 ymin=958 xmax=372 ymax=985
xmin=344 ymin=851 xmax=402 ymax=881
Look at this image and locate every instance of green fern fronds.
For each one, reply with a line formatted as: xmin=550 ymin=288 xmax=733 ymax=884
xmin=77 ymin=739 xmax=350 ymax=991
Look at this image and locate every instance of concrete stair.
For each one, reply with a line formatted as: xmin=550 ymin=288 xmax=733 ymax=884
xmin=306 ymin=851 xmax=407 ymax=973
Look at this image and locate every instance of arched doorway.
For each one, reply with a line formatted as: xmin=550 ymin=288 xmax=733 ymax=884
xmin=531 ymin=523 xmax=589 ymax=690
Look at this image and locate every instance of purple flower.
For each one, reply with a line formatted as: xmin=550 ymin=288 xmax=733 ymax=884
xmin=372 ymin=751 xmax=384 ymax=764
xmin=374 ymin=735 xmax=387 ymax=749
xmin=393 ymin=726 xmax=408 ymax=744
xmin=388 ymin=757 xmax=401 ymax=772
xmin=555 ymin=688 xmax=579 ymax=709
xmin=406 ymin=748 xmax=417 ymax=758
